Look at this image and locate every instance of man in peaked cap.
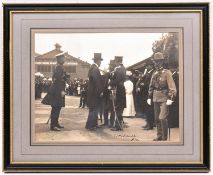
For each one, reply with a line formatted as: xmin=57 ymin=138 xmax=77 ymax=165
xmin=147 ymin=52 xmax=177 ymax=141
xmin=109 ymin=56 xmax=126 ymax=131
xmin=101 ymin=59 xmax=117 ymax=127
xmin=42 ymin=52 xmax=70 ymax=131
xmin=85 ymin=53 xmax=104 ymax=131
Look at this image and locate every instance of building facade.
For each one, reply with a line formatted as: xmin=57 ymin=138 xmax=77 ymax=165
xmin=35 ymin=43 xmax=91 ymax=80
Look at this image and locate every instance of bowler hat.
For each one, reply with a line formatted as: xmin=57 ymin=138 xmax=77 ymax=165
xmin=92 ymin=53 xmax=103 ymax=60
xmin=153 ymin=52 xmax=164 ymax=60
xmin=114 ymin=56 xmax=123 ymax=63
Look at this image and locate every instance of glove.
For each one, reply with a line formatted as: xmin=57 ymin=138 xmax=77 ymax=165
xmin=61 ymin=91 xmax=66 ymax=97
xmin=108 ymin=86 xmax=112 ymax=90
xmin=147 ymin=99 xmax=151 ymax=105
xmin=136 ymin=88 xmax=140 ymax=93
xmin=166 ymin=99 xmax=173 ymax=105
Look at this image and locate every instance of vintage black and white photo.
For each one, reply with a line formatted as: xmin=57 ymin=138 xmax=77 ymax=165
xmin=3 ymin=3 xmax=209 ymax=172
xmin=33 ymin=31 xmax=181 ymax=144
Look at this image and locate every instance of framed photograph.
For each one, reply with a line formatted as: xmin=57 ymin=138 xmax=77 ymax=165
xmin=3 ymin=3 xmax=210 ymax=172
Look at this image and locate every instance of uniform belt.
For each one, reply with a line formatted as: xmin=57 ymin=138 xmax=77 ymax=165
xmin=154 ymin=88 xmax=167 ymax=91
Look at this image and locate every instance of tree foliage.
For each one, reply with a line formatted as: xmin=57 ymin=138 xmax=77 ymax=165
xmin=152 ymin=33 xmax=179 ymax=68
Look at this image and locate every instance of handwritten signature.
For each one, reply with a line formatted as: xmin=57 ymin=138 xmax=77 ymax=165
xmin=114 ymin=134 xmax=140 ymax=141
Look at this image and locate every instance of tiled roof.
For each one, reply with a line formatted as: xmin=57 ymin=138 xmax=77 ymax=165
xmin=127 ymin=57 xmax=152 ymax=70
xmin=35 ymin=44 xmax=90 ymax=66
xmin=66 ymin=54 xmax=90 ymax=65
xmin=35 ymin=49 xmax=62 ymax=59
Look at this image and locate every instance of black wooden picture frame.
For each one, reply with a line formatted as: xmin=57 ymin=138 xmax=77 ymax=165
xmin=3 ymin=3 xmax=210 ymax=172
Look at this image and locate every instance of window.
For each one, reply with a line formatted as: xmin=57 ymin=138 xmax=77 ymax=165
xmin=65 ymin=66 xmax=76 ymax=73
xmin=36 ymin=65 xmax=51 ymax=73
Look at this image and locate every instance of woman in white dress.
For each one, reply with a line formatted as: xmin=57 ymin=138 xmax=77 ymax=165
xmin=123 ymin=71 xmax=135 ymax=117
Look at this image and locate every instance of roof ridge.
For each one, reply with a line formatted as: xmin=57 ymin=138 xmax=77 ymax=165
xmin=35 ymin=48 xmax=90 ymax=66
xmin=66 ymin=54 xmax=90 ymax=65
xmin=36 ymin=49 xmax=62 ymax=59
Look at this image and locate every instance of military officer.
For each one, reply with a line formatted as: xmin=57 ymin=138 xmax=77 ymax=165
xmin=101 ymin=60 xmax=116 ymax=127
xmin=85 ymin=53 xmax=104 ymax=131
xmin=110 ymin=56 xmax=126 ymax=131
xmin=42 ymin=52 xmax=70 ymax=131
xmin=147 ymin=52 xmax=177 ymax=141
xmin=136 ymin=64 xmax=155 ymax=130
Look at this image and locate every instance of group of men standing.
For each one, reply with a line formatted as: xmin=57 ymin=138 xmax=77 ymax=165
xmin=41 ymin=51 xmax=177 ymax=141
xmin=85 ymin=53 xmax=126 ymax=131
xmin=85 ymin=52 xmax=177 ymax=141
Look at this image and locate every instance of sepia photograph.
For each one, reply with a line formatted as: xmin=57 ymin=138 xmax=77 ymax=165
xmin=3 ymin=2 xmax=209 ymax=172
xmin=32 ymin=31 xmax=181 ymax=144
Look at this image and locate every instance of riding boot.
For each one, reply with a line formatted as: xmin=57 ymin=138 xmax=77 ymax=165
xmin=154 ymin=120 xmax=163 ymax=140
xmin=161 ymin=119 xmax=168 ymax=140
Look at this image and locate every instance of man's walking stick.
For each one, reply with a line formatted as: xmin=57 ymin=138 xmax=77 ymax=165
xmin=168 ymin=108 xmax=171 ymax=141
xmin=111 ymin=90 xmax=123 ymax=130
xmin=168 ymin=122 xmax=170 ymax=141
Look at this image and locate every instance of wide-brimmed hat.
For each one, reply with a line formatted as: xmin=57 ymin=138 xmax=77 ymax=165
xmin=92 ymin=53 xmax=103 ymax=61
xmin=114 ymin=56 xmax=123 ymax=63
xmin=153 ymin=52 xmax=164 ymax=60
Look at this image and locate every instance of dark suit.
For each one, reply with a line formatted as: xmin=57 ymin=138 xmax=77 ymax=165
xmin=132 ymin=76 xmax=142 ymax=116
xmin=110 ymin=64 xmax=126 ymax=130
xmin=85 ymin=64 xmax=103 ymax=129
xmin=136 ymin=70 xmax=154 ymax=128
xmin=42 ymin=64 xmax=68 ymax=129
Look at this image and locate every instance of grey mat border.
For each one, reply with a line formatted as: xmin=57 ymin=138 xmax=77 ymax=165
xmin=11 ymin=12 xmax=201 ymax=163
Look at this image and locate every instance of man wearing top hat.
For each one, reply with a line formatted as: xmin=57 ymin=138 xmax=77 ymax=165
xmin=85 ymin=53 xmax=104 ymax=131
xmin=147 ymin=52 xmax=177 ymax=141
xmin=110 ymin=56 xmax=126 ymax=131
xmin=42 ymin=52 xmax=70 ymax=131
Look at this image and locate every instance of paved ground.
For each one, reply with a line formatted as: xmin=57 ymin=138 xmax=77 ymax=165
xmin=34 ymin=94 xmax=180 ymax=144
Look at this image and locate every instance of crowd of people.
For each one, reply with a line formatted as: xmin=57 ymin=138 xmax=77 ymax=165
xmin=39 ymin=51 xmax=179 ymax=141
xmin=35 ymin=74 xmax=88 ymax=101
xmin=35 ymin=74 xmax=52 ymax=99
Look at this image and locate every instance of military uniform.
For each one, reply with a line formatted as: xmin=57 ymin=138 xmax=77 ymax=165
xmin=110 ymin=56 xmax=126 ymax=131
xmin=101 ymin=60 xmax=116 ymax=127
xmin=42 ymin=52 xmax=70 ymax=131
xmin=148 ymin=52 xmax=177 ymax=140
